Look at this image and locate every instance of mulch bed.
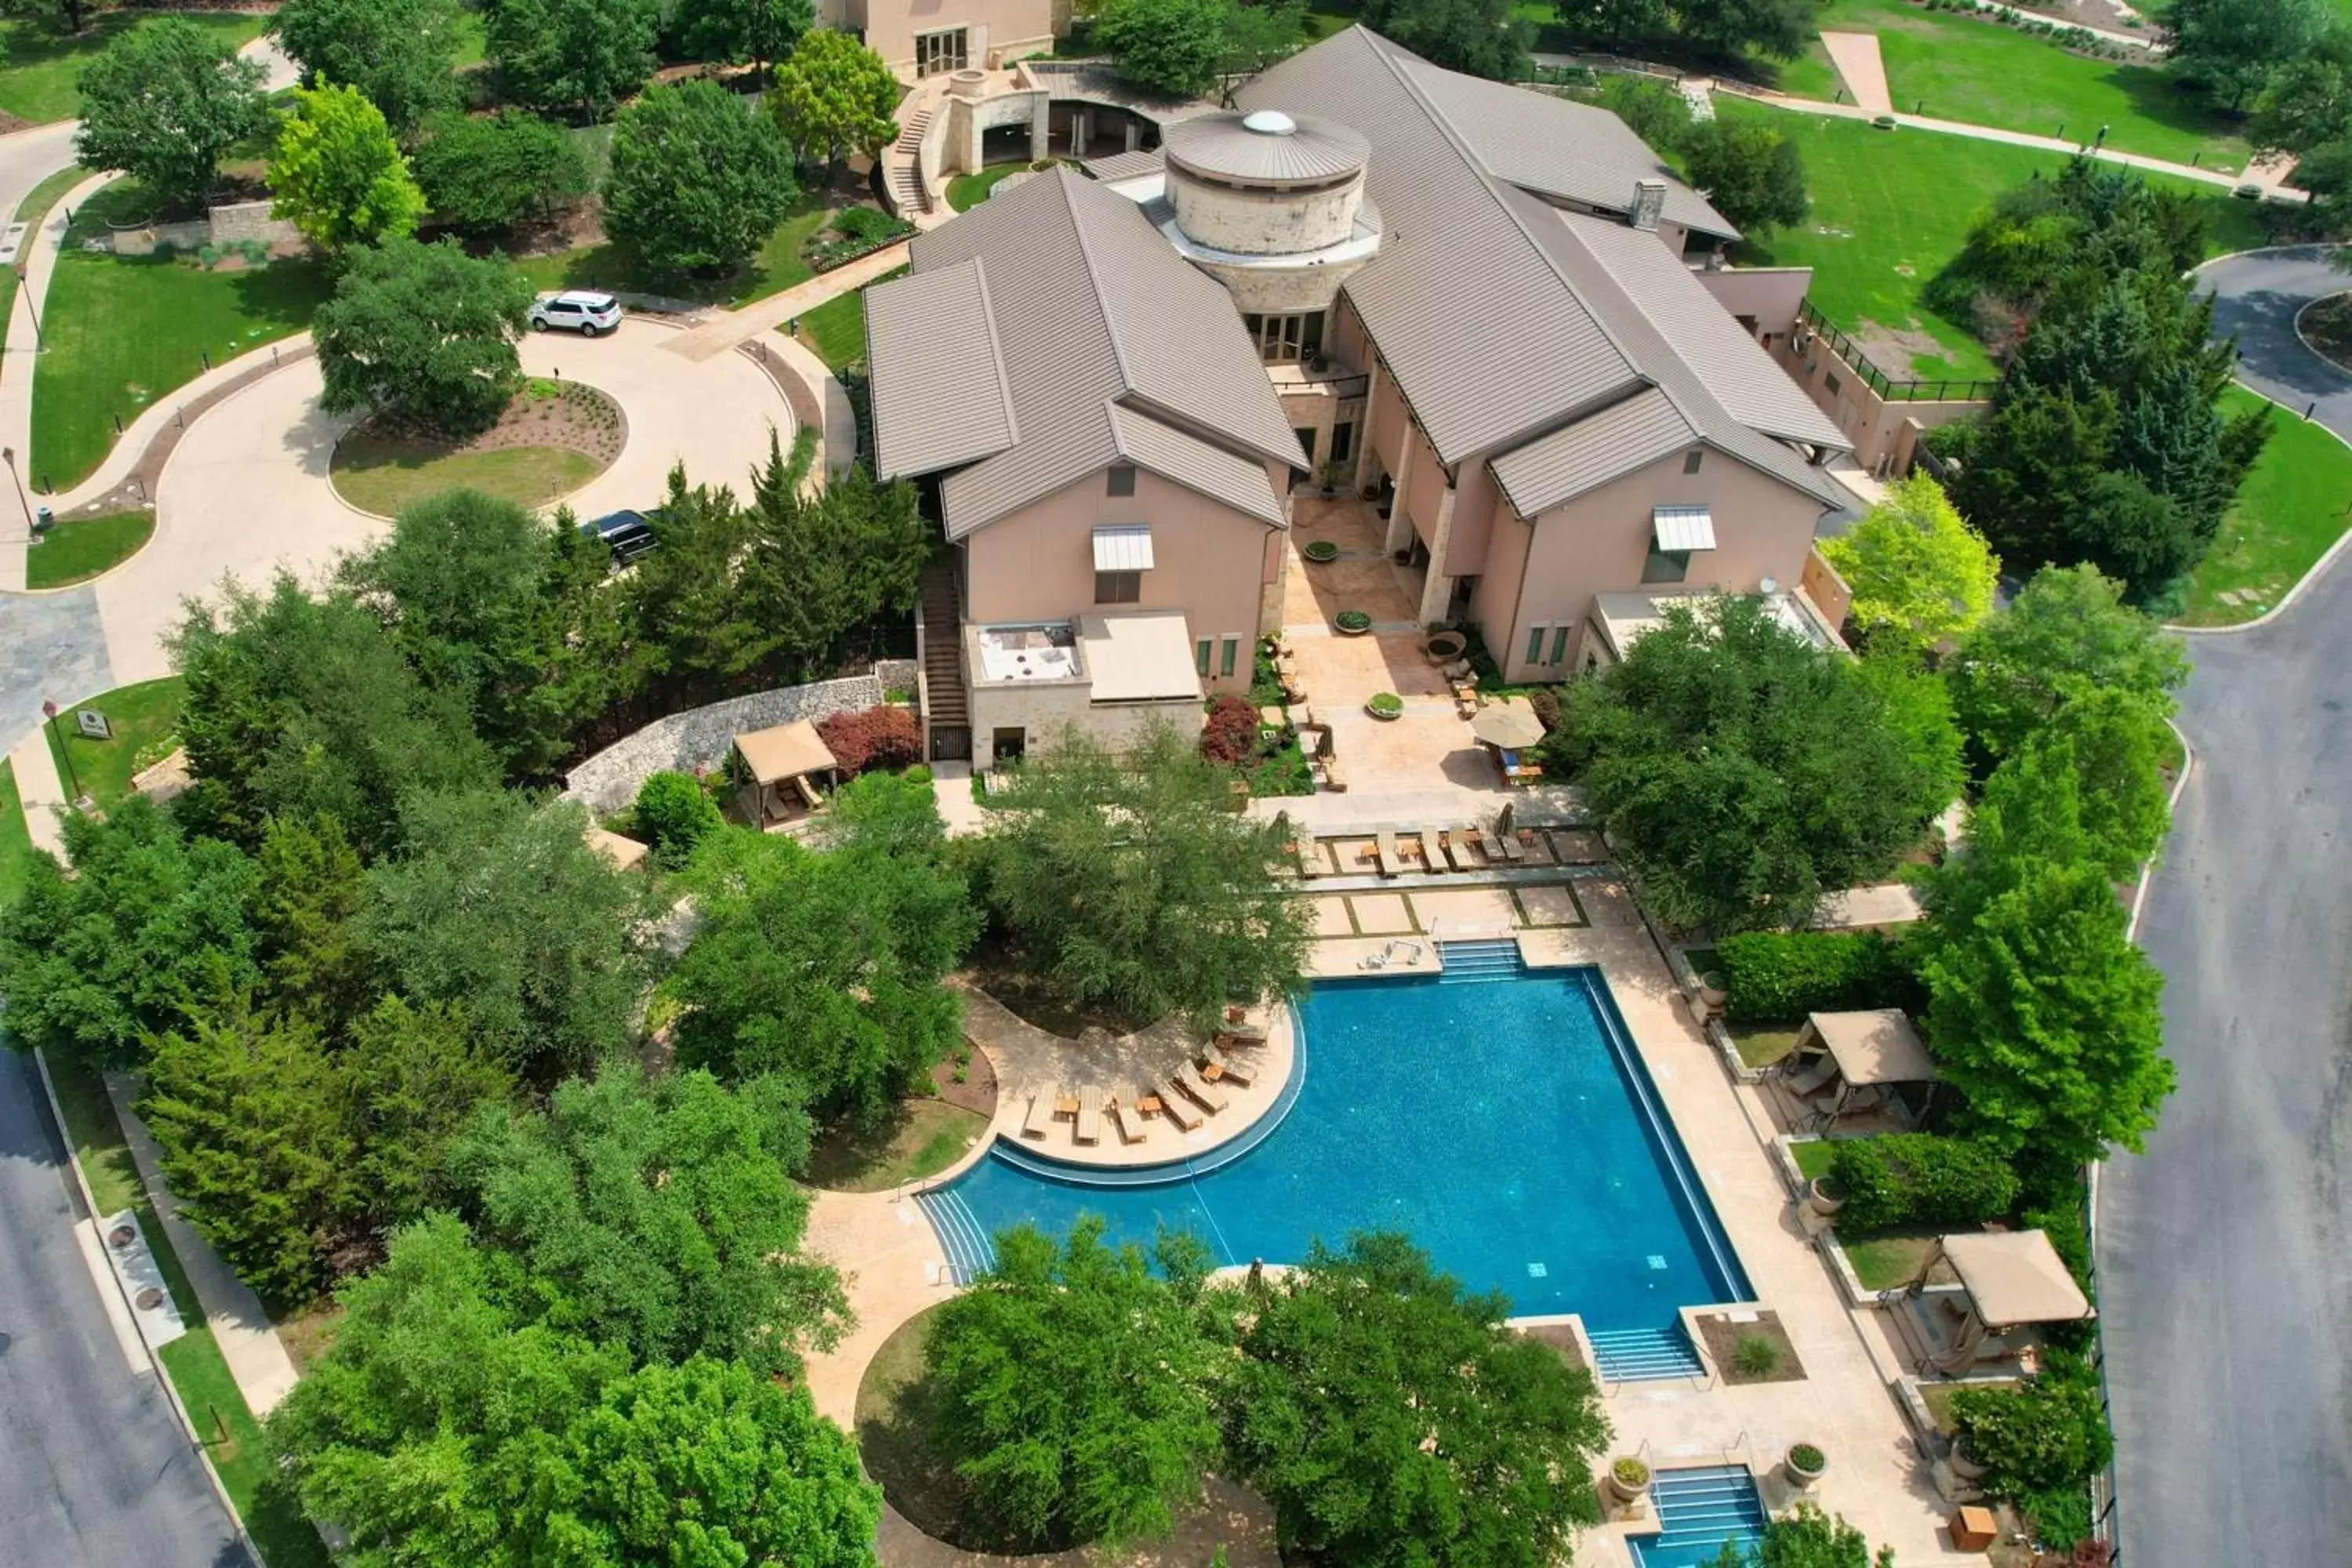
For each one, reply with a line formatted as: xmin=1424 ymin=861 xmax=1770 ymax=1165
xmin=1694 ymin=1308 xmax=1808 ymax=1385
xmin=1515 ymin=1321 xmax=1592 ymax=1374
xmin=343 ymin=378 xmax=626 ymax=467
xmin=929 ymin=1048 xmax=996 ymax=1118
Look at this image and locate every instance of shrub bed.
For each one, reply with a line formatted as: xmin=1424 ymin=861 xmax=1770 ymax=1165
xmin=818 ymin=704 xmax=921 ymax=775
xmin=1828 ymin=1134 xmax=2018 ymax=1235
xmin=803 ymin=206 xmax=916 ymax=273
xmin=1717 ymin=931 xmax=1918 ymax=1025
xmin=1948 ymin=1352 xmax=2113 ymax=1503
xmin=1200 ymin=695 xmax=1258 ymax=766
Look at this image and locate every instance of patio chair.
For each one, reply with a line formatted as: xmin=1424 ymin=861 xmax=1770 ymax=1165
xmin=1494 ymin=820 xmax=1527 ymax=862
xmin=1074 ymin=1085 xmax=1103 ymax=1146
xmin=1780 ymin=1051 xmax=1840 ymax=1098
xmin=1374 ymin=831 xmax=1402 ymax=877
xmin=1474 ymin=821 xmax=1508 ymax=861
xmin=1207 ymin=1044 xmax=1257 ymax=1087
xmin=1443 ymin=829 xmax=1481 ymax=872
xmin=1418 ymin=827 xmax=1448 ymax=872
xmin=1107 ymin=1096 xmax=1147 ymax=1145
xmin=1155 ymin=1080 xmax=1203 ymax=1131
xmin=1174 ymin=1061 xmax=1229 ymax=1114
xmin=1215 ymin=1022 xmax=1269 ymax=1047
xmin=1022 ymin=1090 xmax=1053 ymax=1139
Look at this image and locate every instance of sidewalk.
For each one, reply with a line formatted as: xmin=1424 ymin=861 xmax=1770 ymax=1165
xmin=7 ymin=724 xmax=66 ymax=858
xmin=661 ymin=241 xmax=910 ymax=362
xmin=105 ymin=1073 xmax=302 ymax=1417
xmin=0 ymin=169 xmax=111 ymax=590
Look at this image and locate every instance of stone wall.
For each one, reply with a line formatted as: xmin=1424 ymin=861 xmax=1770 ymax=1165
xmin=209 ymin=199 xmax=298 ymax=248
xmin=564 ymin=660 xmax=920 ymax=814
xmin=107 ymin=200 xmax=302 ymax=257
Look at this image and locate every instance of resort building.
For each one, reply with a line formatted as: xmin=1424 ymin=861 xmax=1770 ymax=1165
xmin=866 ymin=25 xmax=1859 ymax=758
xmin=822 ymin=0 xmax=1058 ymax=81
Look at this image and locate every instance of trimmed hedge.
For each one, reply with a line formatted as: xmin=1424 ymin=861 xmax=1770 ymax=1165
xmin=1827 ymin=1134 xmax=2019 ymax=1235
xmin=1949 ymin=1353 xmax=2113 ymax=1499
xmin=1716 ymin=931 xmax=1918 ymax=1025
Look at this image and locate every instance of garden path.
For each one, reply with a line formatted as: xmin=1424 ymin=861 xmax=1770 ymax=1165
xmin=1819 ymin=32 xmax=1893 ymax=114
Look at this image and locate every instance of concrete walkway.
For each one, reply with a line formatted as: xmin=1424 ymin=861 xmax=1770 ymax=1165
xmin=662 ymin=241 xmax=911 ymax=362
xmin=6 ymin=724 xmax=67 ymax=858
xmin=105 ymin=1075 xmax=301 ymax=1416
xmin=0 ymin=168 xmax=113 ymax=589
xmin=1819 ymin=32 xmax=1893 ymax=114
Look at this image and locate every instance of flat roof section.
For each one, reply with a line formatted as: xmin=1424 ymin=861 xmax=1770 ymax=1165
xmin=976 ymin=622 xmax=1082 ymax=684
xmin=1079 ymin=611 xmax=1201 ymax=702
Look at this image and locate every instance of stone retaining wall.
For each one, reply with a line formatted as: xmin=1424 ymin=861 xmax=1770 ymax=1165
xmin=564 ymin=659 xmax=921 ymax=813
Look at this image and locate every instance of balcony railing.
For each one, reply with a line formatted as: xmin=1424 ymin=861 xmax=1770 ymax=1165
xmin=1797 ymin=300 xmax=1998 ymax=404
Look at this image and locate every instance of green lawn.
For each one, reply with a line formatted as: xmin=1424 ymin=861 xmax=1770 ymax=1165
xmin=1777 ymin=0 xmax=2246 ymax=168
xmin=45 ymin=1054 xmax=332 ymax=1568
xmin=1791 ymin=1138 xmax=1837 ymax=1181
xmin=947 ymin=162 xmax=1036 ymax=212
xmin=2176 ymin=387 xmax=2352 ymax=626
xmin=45 ymin=675 xmax=183 ymax=809
xmin=804 ymin=1098 xmax=989 ymax=1192
xmin=1844 ymin=1230 xmax=1940 ymax=1291
xmin=33 ymin=194 xmax=332 ymax=491
xmin=0 ymin=11 xmax=267 ymax=125
xmin=514 ymin=201 xmax=834 ymax=309
xmin=0 ymin=760 xmax=35 ymax=908
xmin=1719 ymin=99 xmax=2265 ymax=379
xmin=793 ymin=266 xmax=905 ymax=371
xmin=1731 ymin=1023 xmax=1802 ymax=1069
xmin=26 ymin=507 xmax=152 ymax=587
xmin=331 ymin=440 xmax=602 ymax=517
xmin=0 ymin=162 xmax=93 ymax=331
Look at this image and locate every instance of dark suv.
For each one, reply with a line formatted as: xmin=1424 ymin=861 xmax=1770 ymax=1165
xmin=579 ymin=509 xmax=657 ymax=566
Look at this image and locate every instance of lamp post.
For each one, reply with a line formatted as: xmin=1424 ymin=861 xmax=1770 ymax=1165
xmin=2 ymin=446 xmax=31 ymax=544
xmin=16 ymin=261 xmax=42 ymax=349
xmin=2093 ymin=124 xmax=2110 ymax=153
xmin=42 ymin=699 xmax=86 ymax=806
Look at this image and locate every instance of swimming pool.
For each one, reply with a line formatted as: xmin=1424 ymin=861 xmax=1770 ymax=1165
xmin=935 ymin=953 xmax=1749 ymax=1331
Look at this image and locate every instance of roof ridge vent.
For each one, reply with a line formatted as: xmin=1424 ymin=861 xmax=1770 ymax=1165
xmin=1241 ymin=108 xmax=1298 ymax=136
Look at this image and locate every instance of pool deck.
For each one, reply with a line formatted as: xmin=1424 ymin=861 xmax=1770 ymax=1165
xmin=801 ymin=894 xmax=1976 ymax=1567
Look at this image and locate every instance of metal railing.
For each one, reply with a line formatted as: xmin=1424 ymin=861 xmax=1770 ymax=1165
xmin=1796 ymin=299 xmax=1999 ymax=404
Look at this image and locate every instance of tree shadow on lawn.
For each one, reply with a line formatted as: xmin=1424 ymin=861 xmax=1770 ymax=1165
xmin=2097 ymin=61 xmax=2249 ymax=156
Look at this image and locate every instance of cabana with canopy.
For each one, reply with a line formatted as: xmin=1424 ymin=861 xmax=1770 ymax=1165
xmin=1919 ymin=1229 xmax=2095 ymax=1373
xmin=1777 ymin=1007 xmax=1941 ymax=1130
xmin=731 ymin=720 xmax=840 ymax=826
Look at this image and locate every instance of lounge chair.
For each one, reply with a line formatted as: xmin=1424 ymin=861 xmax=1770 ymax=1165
xmin=1494 ymin=822 xmax=1527 ymax=862
xmin=1215 ymin=1022 xmax=1269 ymax=1047
xmin=1074 ymin=1085 xmax=1102 ymax=1145
xmin=1207 ymin=1044 xmax=1257 ymax=1087
xmin=1475 ymin=821 xmax=1508 ymax=861
xmin=1155 ymin=1080 xmax=1203 ymax=1131
xmin=1418 ymin=828 xmax=1448 ymax=872
xmin=1174 ymin=1061 xmax=1229 ymax=1114
xmin=1780 ymin=1051 xmax=1840 ymax=1098
xmin=1443 ymin=829 xmax=1481 ymax=873
xmin=1022 ymin=1091 xmax=1053 ymax=1139
xmin=1294 ymin=837 xmax=1323 ymax=878
xmin=1106 ymin=1096 xmax=1146 ymax=1145
xmin=1374 ymin=831 xmax=1402 ymax=877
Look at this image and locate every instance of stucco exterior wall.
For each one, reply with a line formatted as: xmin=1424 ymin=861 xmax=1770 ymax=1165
xmin=960 ymin=464 xmax=1279 ymax=693
xmin=1772 ymin=329 xmax=1988 ymax=472
xmin=1497 ymin=450 xmax=1828 ymax=681
xmin=842 ymin=1 xmax=1056 ymax=76
xmin=1691 ymin=264 xmax=1811 ymax=342
xmin=1441 ymin=459 xmax=1499 ymax=579
xmin=1399 ymin=421 xmax=1448 ymax=553
xmin=969 ymin=681 xmax=1201 ymax=757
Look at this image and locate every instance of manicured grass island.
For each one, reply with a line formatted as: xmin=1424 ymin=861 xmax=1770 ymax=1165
xmin=25 ymin=507 xmax=152 ymax=588
xmin=2176 ymin=387 xmax=2352 ymax=626
xmin=44 ymin=676 xmax=183 ymax=809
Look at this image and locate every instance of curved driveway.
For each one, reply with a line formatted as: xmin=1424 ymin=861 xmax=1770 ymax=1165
xmin=33 ymin=319 xmax=795 ymax=701
xmin=2102 ymin=251 xmax=2352 ymax=1568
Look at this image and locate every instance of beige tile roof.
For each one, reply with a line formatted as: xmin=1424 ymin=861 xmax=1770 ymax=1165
xmin=1162 ymin=109 xmax=1370 ymax=184
xmin=1488 ymin=386 xmax=1694 ymax=517
xmin=1942 ymin=1230 xmax=2095 ymax=1327
xmin=733 ymin=720 xmax=837 ymax=784
xmin=862 ymin=258 xmax=1017 ymax=481
xmin=884 ymin=168 xmax=1299 ymax=540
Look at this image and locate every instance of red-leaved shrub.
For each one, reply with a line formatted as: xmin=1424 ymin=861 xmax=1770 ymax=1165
xmin=817 ymin=704 xmax=921 ymax=775
xmin=1201 ymin=695 xmax=1260 ymax=766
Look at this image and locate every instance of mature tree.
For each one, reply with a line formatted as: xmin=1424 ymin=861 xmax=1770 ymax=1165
xmin=975 ymin=722 xmax=1310 ymax=1028
xmin=249 ymin=812 xmax=372 ymax=1028
xmin=2002 ymin=686 xmax=2174 ymax=882
xmin=1557 ymin=0 xmax=1823 ymax=63
xmin=314 ymin=237 xmax=533 ymax=435
xmin=632 ymin=770 xmax=724 ymax=864
xmin=339 ymin=487 xmax=624 ymax=776
xmin=1681 ymin=114 xmax=1806 ymax=230
xmin=1543 ymin=595 xmax=1955 ymax=932
xmin=670 ymin=822 xmax=976 ymax=1123
xmin=768 ymin=29 xmax=899 ymax=178
xmin=339 ymin=996 xmax=516 ymax=1231
xmin=140 ymin=1004 xmax=355 ymax=1305
xmin=357 ymin=789 xmax=648 ymax=1083
xmin=927 ymin=1221 xmax=1223 ymax=1550
xmin=604 ymin=79 xmax=798 ymax=275
xmin=413 ymin=109 xmax=593 ymax=235
xmin=670 ymin=0 xmax=815 ymax=77
xmin=1094 ymin=0 xmax=1233 ymax=99
xmin=514 ymin=1354 xmax=880 ymax=1568
xmin=271 ymin=0 xmax=463 ymax=136
xmin=1928 ymin=158 xmax=2212 ymax=335
xmin=484 ymin=0 xmax=659 ymax=118
xmin=451 ymin=1066 xmax=847 ymax=1374
xmin=819 ymin=768 xmax=947 ymax=860
xmin=74 ymin=17 xmax=268 ymax=212
xmin=1708 ymin=1504 xmax=1896 ymax=1568
xmin=1857 ymin=655 xmax=1968 ymax=829
xmin=1818 ymin=471 xmax=1998 ymax=656
xmin=1361 ymin=0 xmax=1530 ymax=82
xmin=267 ymin=79 xmax=429 ymax=252
xmin=169 ymin=573 xmax=499 ymax=855
xmin=1594 ymin=73 xmax=1694 ymax=155
xmin=2165 ymin=0 xmax=2329 ymax=113
xmin=1222 ymin=0 xmax=1308 ymax=77
xmin=2249 ymin=30 xmax=2352 ymax=158
xmin=1944 ymin=564 xmax=2187 ymax=766
xmin=1915 ymin=749 xmax=2174 ymax=1171
xmin=1228 ymin=1233 xmax=1608 ymax=1568
xmin=0 ymin=800 xmax=258 ymax=1069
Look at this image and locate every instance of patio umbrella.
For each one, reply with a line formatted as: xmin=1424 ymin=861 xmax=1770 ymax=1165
xmin=1471 ymin=701 xmax=1544 ymax=750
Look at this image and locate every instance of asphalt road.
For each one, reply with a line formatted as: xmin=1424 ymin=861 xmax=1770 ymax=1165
xmin=0 ymin=1051 xmax=249 ymax=1568
xmin=2101 ymin=251 xmax=2352 ymax=1568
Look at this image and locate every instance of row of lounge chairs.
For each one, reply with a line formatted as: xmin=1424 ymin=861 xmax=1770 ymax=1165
xmin=1018 ymin=1040 xmax=1264 ymax=1149
xmin=1295 ymin=822 xmax=1531 ymax=880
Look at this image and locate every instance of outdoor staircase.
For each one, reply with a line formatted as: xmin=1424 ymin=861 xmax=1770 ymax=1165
xmin=1632 ymin=1466 xmax=1767 ymax=1568
xmin=1588 ymin=1325 xmax=1708 ymax=1383
xmin=919 ymin=561 xmax=969 ymax=760
xmin=1436 ymin=938 xmax=1524 ymax=982
xmin=913 ymin=1187 xmax=994 ymax=1284
xmin=886 ymin=106 xmax=935 ymax=216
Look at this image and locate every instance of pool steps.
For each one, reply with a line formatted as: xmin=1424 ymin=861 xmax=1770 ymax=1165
xmin=914 ymin=1188 xmax=995 ymax=1284
xmin=1586 ymin=1325 xmax=1708 ymax=1382
xmin=1628 ymin=1465 xmax=1767 ymax=1567
xmin=1433 ymin=938 xmax=1523 ymax=981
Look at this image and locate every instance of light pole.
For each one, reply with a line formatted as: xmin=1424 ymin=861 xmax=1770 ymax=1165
xmin=16 ymin=261 xmax=42 ymax=349
xmin=3 ymin=446 xmax=32 ymax=546
xmin=42 ymin=699 xmax=86 ymax=807
xmin=2093 ymin=124 xmax=2110 ymax=153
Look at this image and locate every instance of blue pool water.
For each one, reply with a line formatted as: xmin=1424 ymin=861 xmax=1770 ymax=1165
xmin=941 ymin=961 xmax=1749 ymax=1330
xmin=1628 ymin=1466 xmax=1767 ymax=1567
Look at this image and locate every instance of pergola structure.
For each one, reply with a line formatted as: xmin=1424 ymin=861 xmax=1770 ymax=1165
xmin=732 ymin=720 xmax=840 ymax=826
xmin=1922 ymin=1229 xmax=2095 ymax=1373
xmin=1781 ymin=1007 xmax=1940 ymax=1129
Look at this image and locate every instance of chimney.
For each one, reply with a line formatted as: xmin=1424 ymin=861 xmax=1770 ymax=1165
xmin=1632 ymin=178 xmax=1667 ymax=232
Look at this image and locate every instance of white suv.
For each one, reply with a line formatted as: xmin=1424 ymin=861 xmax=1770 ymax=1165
xmin=528 ymin=290 xmax=622 ymax=337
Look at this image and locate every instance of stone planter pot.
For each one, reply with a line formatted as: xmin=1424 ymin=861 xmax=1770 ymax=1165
xmin=1605 ymin=1461 xmax=1650 ymax=1504
xmin=1785 ymin=1446 xmax=1827 ymax=1490
xmin=1808 ymin=1177 xmax=1846 ymax=1218
xmin=1365 ymin=697 xmax=1403 ymax=721
xmin=1947 ymin=1442 xmax=1987 ymax=1483
xmin=1423 ymin=630 xmax=1467 ymax=665
xmin=1697 ymin=972 xmax=1728 ymax=1012
xmin=1335 ymin=616 xmax=1371 ymax=637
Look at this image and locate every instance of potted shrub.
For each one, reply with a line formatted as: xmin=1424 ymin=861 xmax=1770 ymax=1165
xmin=1334 ymin=609 xmax=1372 ymax=636
xmin=1808 ymin=1174 xmax=1846 ymax=1218
xmin=1606 ymin=1455 xmax=1650 ymax=1504
xmin=1422 ymin=628 xmax=1467 ymax=664
xmin=1696 ymin=970 xmax=1729 ymax=1012
xmin=1317 ymin=459 xmax=1346 ymax=495
xmin=1302 ymin=539 xmax=1340 ymax=564
xmin=1365 ymin=692 xmax=1403 ymax=720
xmin=1786 ymin=1442 xmax=1826 ymax=1489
